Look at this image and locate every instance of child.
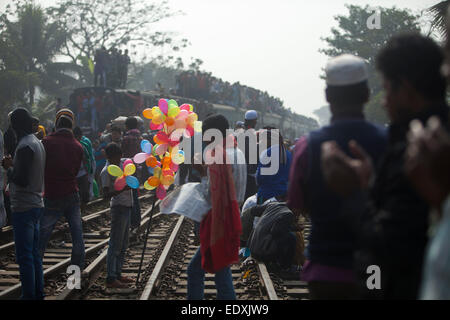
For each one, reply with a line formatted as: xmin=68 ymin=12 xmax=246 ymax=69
xmin=101 ymin=143 xmax=134 ymax=288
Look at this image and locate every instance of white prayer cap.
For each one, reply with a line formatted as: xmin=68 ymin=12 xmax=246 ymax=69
xmin=245 ymin=110 xmax=258 ymax=120
xmin=325 ymin=54 xmax=368 ymax=86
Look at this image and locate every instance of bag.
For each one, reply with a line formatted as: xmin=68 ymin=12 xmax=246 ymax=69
xmin=160 ymin=182 xmax=211 ymax=222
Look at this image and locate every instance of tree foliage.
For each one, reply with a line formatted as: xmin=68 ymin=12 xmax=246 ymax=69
xmin=46 ymin=0 xmax=189 ymax=64
xmin=0 ymin=0 xmax=82 ymax=106
xmin=320 ymin=5 xmax=421 ymax=125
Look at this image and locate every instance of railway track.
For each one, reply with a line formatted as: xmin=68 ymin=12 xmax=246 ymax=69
xmin=1 ymin=193 xmax=312 ymax=301
xmin=0 ymin=193 xmax=152 ymax=300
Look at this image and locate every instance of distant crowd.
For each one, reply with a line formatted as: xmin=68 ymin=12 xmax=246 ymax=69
xmin=94 ymin=47 xmax=131 ymax=89
xmin=175 ymin=71 xmax=286 ymax=114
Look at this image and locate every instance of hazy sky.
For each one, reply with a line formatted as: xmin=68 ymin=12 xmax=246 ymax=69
xmin=0 ymin=0 xmax=441 ymax=118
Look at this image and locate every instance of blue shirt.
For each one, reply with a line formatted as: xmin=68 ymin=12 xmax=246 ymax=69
xmin=256 ymin=145 xmax=292 ymax=201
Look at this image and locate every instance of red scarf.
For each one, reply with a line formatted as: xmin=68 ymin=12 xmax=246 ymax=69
xmin=199 ymin=143 xmax=242 ymax=273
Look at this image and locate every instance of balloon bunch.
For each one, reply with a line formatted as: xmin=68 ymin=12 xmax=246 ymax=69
xmin=107 ymin=160 xmax=140 ymax=191
xmin=133 ymin=98 xmax=201 ymax=200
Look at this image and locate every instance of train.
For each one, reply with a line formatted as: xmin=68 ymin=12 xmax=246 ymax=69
xmin=68 ymin=87 xmax=319 ymax=141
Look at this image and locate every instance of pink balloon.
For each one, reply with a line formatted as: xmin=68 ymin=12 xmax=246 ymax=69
xmin=155 ymin=144 xmax=168 ymax=155
xmin=123 ymin=159 xmax=133 ymax=167
xmin=133 ymin=153 xmax=148 ymax=164
xmin=175 ymin=119 xmax=187 ymax=129
xmin=158 ymin=99 xmax=168 ymax=115
xmin=162 ymin=169 xmax=174 ymax=176
xmin=150 ymin=122 xmax=164 ymax=130
xmin=114 ymin=176 xmax=127 ymax=191
xmin=156 ymin=132 xmax=169 ymax=144
xmin=180 ymin=104 xmax=190 ymax=111
xmin=177 ymin=110 xmax=189 ymax=120
xmin=156 ymin=185 xmax=166 ymax=200
xmin=169 ymin=140 xmax=179 ymax=147
xmin=184 ymin=126 xmax=194 ymax=138
xmin=170 ymin=162 xmax=178 ymax=172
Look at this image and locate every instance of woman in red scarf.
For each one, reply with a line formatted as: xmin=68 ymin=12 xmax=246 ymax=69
xmin=187 ymin=114 xmax=247 ymax=300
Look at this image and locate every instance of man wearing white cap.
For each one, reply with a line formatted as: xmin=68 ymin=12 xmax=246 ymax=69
xmin=287 ymin=54 xmax=388 ymax=299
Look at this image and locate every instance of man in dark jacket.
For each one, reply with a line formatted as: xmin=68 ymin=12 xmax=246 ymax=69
xmin=38 ymin=109 xmax=85 ymax=269
xmin=122 ymin=117 xmax=142 ymax=231
xmin=321 ymin=33 xmax=449 ymax=299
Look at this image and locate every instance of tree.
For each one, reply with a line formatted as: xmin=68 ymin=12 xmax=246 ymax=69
xmin=46 ymin=0 xmax=189 ymax=68
xmin=320 ymin=5 xmax=421 ymax=125
xmin=0 ymin=1 xmax=79 ymax=105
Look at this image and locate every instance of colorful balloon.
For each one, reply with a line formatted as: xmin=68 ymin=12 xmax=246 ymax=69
xmin=144 ymin=180 xmax=156 ymax=190
xmin=134 ymin=152 xmax=148 ymax=164
xmin=156 ymin=185 xmax=166 ymax=200
xmin=126 ymin=176 xmax=139 ymax=189
xmin=148 ymin=176 xmax=160 ymax=187
xmin=159 ymin=99 xmax=168 ymax=115
xmin=141 ymin=140 xmax=152 ymax=154
xmin=108 ymin=165 xmax=123 ymax=177
xmin=123 ymin=159 xmax=133 ymax=168
xmin=114 ymin=176 xmax=127 ymax=191
xmin=124 ymin=163 xmax=136 ymax=176
xmin=143 ymin=108 xmax=153 ymax=119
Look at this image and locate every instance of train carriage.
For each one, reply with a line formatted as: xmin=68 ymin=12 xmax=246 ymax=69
xmin=69 ymin=87 xmax=318 ymax=141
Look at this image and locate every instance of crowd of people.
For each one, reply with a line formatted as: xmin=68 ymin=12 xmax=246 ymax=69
xmin=1 ymin=30 xmax=449 ymax=301
xmin=94 ymin=47 xmax=131 ymax=89
xmin=175 ymin=71 xmax=286 ymax=114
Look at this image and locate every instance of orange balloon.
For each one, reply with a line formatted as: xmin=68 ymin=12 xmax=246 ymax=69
xmin=148 ymin=176 xmax=160 ymax=187
xmin=165 ymin=117 xmax=175 ymax=126
xmin=143 ymin=108 xmax=153 ymax=119
xmin=154 ymin=136 xmax=162 ymax=145
xmin=162 ymin=156 xmax=172 ymax=168
xmin=146 ymin=155 xmax=158 ymax=168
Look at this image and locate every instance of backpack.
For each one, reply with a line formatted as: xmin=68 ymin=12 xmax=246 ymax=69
xmin=248 ymin=202 xmax=294 ymax=262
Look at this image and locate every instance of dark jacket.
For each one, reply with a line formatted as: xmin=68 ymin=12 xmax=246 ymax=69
xmin=306 ymin=118 xmax=388 ymax=269
xmin=248 ymin=202 xmax=295 ymax=262
xmin=42 ymin=129 xmax=83 ymax=199
xmin=356 ymin=103 xmax=449 ymax=299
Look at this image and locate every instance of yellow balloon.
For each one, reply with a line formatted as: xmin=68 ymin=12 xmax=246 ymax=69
xmin=172 ymin=153 xmax=184 ymax=165
xmin=153 ymin=113 xmax=165 ymax=125
xmin=107 ymin=165 xmax=123 ymax=177
xmin=161 ymin=174 xmax=174 ymax=186
xmin=187 ymin=113 xmax=198 ymax=125
xmin=154 ymin=167 xmax=162 ymax=178
xmin=124 ymin=163 xmax=136 ymax=176
xmin=168 ymin=106 xmax=180 ymax=118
